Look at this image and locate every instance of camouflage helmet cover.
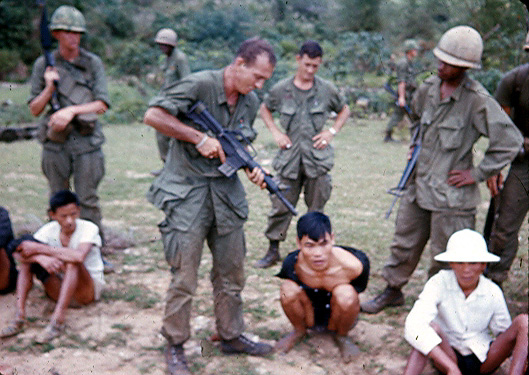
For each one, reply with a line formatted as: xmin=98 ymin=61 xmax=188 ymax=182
xmin=50 ymin=5 xmax=86 ymax=33
xmin=404 ymin=39 xmax=419 ymax=52
xmin=155 ymin=28 xmax=177 ymax=47
xmin=433 ymin=25 xmax=483 ymax=69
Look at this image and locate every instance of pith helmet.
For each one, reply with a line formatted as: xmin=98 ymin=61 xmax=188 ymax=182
xmin=524 ymin=31 xmax=529 ymax=51
xmin=434 ymin=229 xmax=499 ymax=263
xmin=50 ymin=5 xmax=86 ymax=33
xmin=433 ymin=26 xmax=483 ymax=69
xmin=155 ymin=28 xmax=177 ymax=47
xmin=404 ymin=39 xmax=419 ymax=52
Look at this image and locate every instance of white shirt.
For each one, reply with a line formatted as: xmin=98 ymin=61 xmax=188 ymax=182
xmin=34 ymin=219 xmax=105 ymax=284
xmin=404 ymin=270 xmax=511 ymax=362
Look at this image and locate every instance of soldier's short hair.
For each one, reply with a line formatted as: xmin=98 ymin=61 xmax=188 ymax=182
xmin=236 ymin=37 xmax=276 ymax=67
xmin=297 ymin=211 xmax=332 ymax=241
xmin=299 ymin=40 xmax=323 ymax=59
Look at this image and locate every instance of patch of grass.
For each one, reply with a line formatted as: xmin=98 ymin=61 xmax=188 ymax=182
xmin=103 ymin=284 xmax=160 ymax=309
xmin=111 ymin=323 xmax=133 ymax=332
xmin=99 ymin=331 xmax=127 ymax=347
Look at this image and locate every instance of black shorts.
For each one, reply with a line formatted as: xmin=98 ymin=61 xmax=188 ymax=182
xmin=455 ymin=350 xmax=488 ymax=375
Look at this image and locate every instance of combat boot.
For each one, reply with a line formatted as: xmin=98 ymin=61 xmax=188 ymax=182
xmin=254 ymin=240 xmax=280 ymax=269
xmin=360 ymin=286 xmax=404 ymax=314
xmin=164 ymin=343 xmax=191 ymax=375
xmin=383 ymin=131 xmax=396 ymax=143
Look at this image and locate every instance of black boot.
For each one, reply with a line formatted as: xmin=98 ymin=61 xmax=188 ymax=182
xmin=383 ymin=130 xmax=396 ymax=143
xmin=254 ymin=240 xmax=280 ymax=269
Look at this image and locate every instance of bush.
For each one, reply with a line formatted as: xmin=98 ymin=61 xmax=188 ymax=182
xmin=470 ymin=68 xmax=503 ymax=95
xmin=110 ymin=41 xmax=156 ymax=77
xmin=0 ymin=49 xmax=20 ymax=80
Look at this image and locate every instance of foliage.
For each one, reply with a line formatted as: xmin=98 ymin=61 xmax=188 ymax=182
xmin=109 ymin=41 xmax=157 ymax=77
xmin=338 ymin=0 xmax=382 ymax=32
xmin=0 ymin=49 xmax=20 ymax=80
xmin=470 ymin=68 xmax=504 ymax=95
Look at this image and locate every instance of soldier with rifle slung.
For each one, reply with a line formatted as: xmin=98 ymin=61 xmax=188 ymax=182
xmin=28 ymin=5 xmax=110 ymax=244
xmin=384 ymin=39 xmax=419 ymax=143
xmin=361 ymin=26 xmax=523 ymax=314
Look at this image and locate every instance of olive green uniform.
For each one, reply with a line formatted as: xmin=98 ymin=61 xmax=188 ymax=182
xmin=486 ymin=64 xmax=529 ymax=284
xmin=385 ymin=56 xmax=417 ymax=133
xmin=156 ymin=48 xmax=191 ymax=161
xmin=29 ymin=48 xmax=110 ymax=239
xmin=263 ymin=76 xmax=346 ymax=242
xmin=147 ymin=69 xmax=259 ymax=345
xmin=382 ymin=74 xmax=523 ymax=288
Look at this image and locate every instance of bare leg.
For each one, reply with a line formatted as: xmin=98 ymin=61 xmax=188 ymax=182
xmin=481 ymin=314 xmax=528 ymax=375
xmin=0 ymin=248 xmax=10 ymax=290
xmin=404 ymin=349 xmax=429 ymax=375
xmin=275 ymin=280 xmax=312 ymax=353
xmin=328 ymin=284 xmax=359 ymax=335
xmin=43 ymin=262 xmax=95 ymax=324
xmin=15 ymin=263 xmax=34 ymax=320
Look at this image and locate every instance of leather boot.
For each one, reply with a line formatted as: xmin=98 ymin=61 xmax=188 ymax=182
xmin=383 ymin=130 xmax=396 ymax=143
xmin=360 ymin=286 xmax=404 ymax=314
xmin=254 ymin=240 xmax=280 ymax=268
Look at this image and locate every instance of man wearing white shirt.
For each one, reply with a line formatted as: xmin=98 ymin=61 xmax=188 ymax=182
xmin=403 ymin=229 xmax=528 ymax=375
xmin=0 ymin=190 xmax=104 ymax=344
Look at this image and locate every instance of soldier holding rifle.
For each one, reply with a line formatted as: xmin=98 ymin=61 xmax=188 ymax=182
xmin=362 ymin=26 xmax=523 ymax=314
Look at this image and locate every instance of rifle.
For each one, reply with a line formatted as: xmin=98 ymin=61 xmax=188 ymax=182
xmin=37 ymin=0 xmax=60 ymax=112
xmin=186 ymin=101 xmax=298 ymax=216
xmin=383 ymin=82 xmax=412 ymax=116
xmin=385 ymin=125 xmax=421 ymax=219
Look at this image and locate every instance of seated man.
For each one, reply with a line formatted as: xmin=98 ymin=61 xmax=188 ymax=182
xmin=0 ymin=207 xmax=17 ymax=295
xmin=0 ymin=190 xmax=105 ymax=343
xmin=275 ymin=211 xmax=369 ymax=363
xmin=404 ymin=229 xmax=528 ymax=375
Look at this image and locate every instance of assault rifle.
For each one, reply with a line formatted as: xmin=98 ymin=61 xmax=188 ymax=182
xmin=37 ymin=0 xmax=60 ymax=112
xmin=186 ymin=101 xmax=298 ymax=216
xmin=383 ymin=82 xmax=412 ymax=116
xmin=385 ymin=125 xmax=421 ymax=219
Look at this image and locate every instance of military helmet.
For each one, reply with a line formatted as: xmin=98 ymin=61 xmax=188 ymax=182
xmin=404 ymin=39 xmax=419 ymax=52
xmin=524 ymin=31 xmax=529 ymax=51
xmin=154 ymin=28 xmax=177 ymax=47
xmin=50 ymin=5 xmax=86 ymax=33
xmin=433 ymin=26 xmax=482 ymax=69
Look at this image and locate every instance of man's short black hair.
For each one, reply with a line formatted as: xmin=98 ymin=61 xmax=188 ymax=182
xmin=297 ymin=211 xmax=332 ymax=241
xmin=236 ymin=37 xmax=277 ymax=67
xmin=49 ymin=190 xmax=80 ymax=213
xmin=298 ymin=40 xmax=323 ymax=59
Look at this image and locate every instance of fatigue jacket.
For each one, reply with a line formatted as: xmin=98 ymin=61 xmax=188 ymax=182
xmin=265 ymin=76 xmax=346 ymax=179
xmin=395 ymin=56 xmax=417 ymax=99
xmin=161 ymin=48 xmax=191 ymax=91
xmin=410 ymin=75 xmax=523 ymax=211
xmin=495 ymin=63 xmax=529 ymax=138
xmin=28 ymin=48 xmax=110 ymax=155
xmin=147 ymin=69 xmax=260 ymax=235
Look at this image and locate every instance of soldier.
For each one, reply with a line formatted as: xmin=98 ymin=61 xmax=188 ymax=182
xmin=384 ymin=39 xmax=419 ymax=143
xmin=484 ymin=31 xmax=529 ymax=287
xmin=361 ymin=26 xmax=523 ymax=314
xmin=143 ymin=38 xmax=276 ymax=375
xmin=28 ymin=5 xmax=109 ymax=244
xmin=255 ymin=40 xmax=350 ymax=269
xmin=151 ymin=28 xmax=191 ymax=176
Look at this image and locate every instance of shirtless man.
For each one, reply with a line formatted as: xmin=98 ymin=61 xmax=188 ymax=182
xmin=275 ymin=211 xmax=369 ymax=362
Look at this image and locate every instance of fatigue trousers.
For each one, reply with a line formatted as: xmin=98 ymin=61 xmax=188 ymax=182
xmin=486 ymin=159 xmax=529 ymax=283
xmin=382 ymin=188 xmax=475 ymax=289
xmin=159 ymin=194 xmax=246 ymax=345
xmin=41 ymin=148 xmax=105 ymax=241
xmin=265 ymin=172 xmax=332 ymax=242
xmin=386 ymin=105 xmax=408 ymax=133
xmin=156 ymin=130 xmax=171 ymax=162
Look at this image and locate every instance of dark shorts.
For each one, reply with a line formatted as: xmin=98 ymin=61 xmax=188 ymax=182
xmin=30 ymin=262 xmax=51 ymax=283
xmin=0 ymin=251 xmax=18 ymax=295
xmin=455 ymin=350 xmax=488 ymax=375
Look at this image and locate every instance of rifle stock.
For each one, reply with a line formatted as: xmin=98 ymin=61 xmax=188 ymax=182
xmin=186 ymin=101 xmax=298 ymax=216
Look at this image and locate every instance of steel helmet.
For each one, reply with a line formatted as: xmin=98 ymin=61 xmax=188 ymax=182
xmin=155 ymin=28 xmax=177 ymax=47
xmin=433 ymin=26 xmax=483 ymax=69
xmin=404 ymin=39 xmax=419 ymax=52
xmin=50 ymin=5 xmax=86 ymax=33
xmin=524 ymin=31 xmax=529 ymax=51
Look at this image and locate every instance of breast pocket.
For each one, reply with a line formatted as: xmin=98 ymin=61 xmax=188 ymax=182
xmin=438 ymin=119 xmax=463 ymax=151
xmin=309 ymin=104 xmax=326 ymax=132
xmin=279 ymin=102 xmax=297 ymax=132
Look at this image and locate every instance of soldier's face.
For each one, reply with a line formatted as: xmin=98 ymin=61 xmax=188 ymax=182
xmin=437 ymin=60 xmax=467 ymax=82
xmin=297 ymin=232 xmax=335 ymax=272
xmin=296 ymin=54 xmax=322 ymax=81
xmin=53 ymin=30 xmax=82 ymax=51
xmin=235 ymin=53 xmax=275 ymax=94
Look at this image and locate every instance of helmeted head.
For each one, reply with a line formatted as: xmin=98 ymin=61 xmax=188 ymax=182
xmin=433 ymin=26 xmax=483 ymax=69
xmin=404 ymin=39 xmax=419 ymax=52
xmin=155 ymin=28 xmax=177 ymax=47
xmin=524 ymin=31 xmax=529 ymax=52
xmin=50 ymin=5 xmax=86 ymax=33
